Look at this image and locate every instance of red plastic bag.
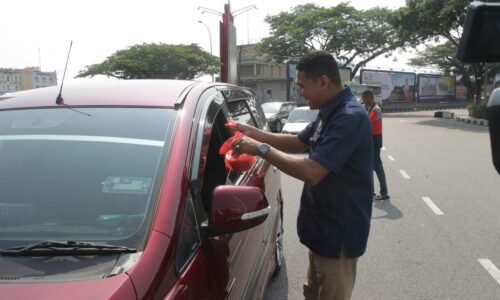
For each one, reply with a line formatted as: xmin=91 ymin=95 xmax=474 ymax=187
xmin=219 ymin=131 xmax=243 ymax=155
xmin=219 ymin=125 xmax=256 ymax=173
xmin=224 ymin=150 xmax=256 ymax=173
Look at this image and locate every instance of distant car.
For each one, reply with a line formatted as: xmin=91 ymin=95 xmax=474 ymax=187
xmin=281 ymin=106 xmax=319 ymax=135
xmin=0 ymin=79 xmax=283 ymax=300
xmin=261 ymin=101 xmax=296 ymax=132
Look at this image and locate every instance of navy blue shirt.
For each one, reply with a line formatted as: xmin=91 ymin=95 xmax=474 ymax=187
xmin=297 ymin=87 xmax=374 ymax=258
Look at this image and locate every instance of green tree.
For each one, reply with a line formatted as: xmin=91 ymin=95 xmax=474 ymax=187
xmin=391 ymin=0 xmax=489 ymax=102
xmin=257 ymin=3 xmax=404 ymax=77
xmin=77 ymin=43 xmax=219 ymax=80
xmin=391 ymin=0 xmax=469 ymax=46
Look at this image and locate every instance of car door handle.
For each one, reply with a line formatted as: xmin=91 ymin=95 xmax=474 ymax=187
xmin=241 ymin=206 xmax=270 ymax=220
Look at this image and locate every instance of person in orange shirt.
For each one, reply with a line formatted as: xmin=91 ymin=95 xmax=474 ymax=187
xmin=362 ymin=90 xmax=389 ymax=200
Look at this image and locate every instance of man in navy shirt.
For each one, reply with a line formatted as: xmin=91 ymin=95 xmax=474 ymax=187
xmin=232 ymin=51 xmax=373 ymax=300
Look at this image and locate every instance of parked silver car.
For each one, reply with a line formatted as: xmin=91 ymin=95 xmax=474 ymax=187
xmin=281 ymin=106 xmax=319 ymax=135
xmin=261 ymin=101 xmax=297 ymax=132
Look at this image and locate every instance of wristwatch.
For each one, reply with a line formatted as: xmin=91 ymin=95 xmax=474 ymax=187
xmin=257 ymin=143 xmax=271 ymax=157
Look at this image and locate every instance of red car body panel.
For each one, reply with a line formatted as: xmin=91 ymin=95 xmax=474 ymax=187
xmin=127 ymin=231 xmax=175 ymax=300
xmin=0 ymin=80 xmax=282 ymax=300
xmin=164 ymin=250 xmax=219 ymax=300
xmin=0 ymin=80 xmax=197 ymax=109
xmin=0 ymin=273 xmax=137 ymax=300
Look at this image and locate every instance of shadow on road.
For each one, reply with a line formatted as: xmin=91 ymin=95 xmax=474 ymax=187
xmin=415 ymin=119 xmax=488 ymax=133
xmin=263 ymin=258 xmax=289 ymax=300
xmin=372 ymin=200 xmax=403 ymax=220
xmin=384 ymin=113 xmax=434 ymax=119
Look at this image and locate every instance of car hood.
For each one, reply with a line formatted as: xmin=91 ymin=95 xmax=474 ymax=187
xmin=0 ymin=272 xmax=136 ymax=300
xmin=0 ymin=253 xmax=139 ymax=299
xmin=282 ymin=122 xmax=309 ymax=134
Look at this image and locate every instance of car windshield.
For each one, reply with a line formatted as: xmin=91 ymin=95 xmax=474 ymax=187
xmin=261 ymin=102 xmax=282 ymax=113
xmin=287 ymin=109 xmax=319 ymax=123
xmin=0 ymin=107 xmax=175 ymax=249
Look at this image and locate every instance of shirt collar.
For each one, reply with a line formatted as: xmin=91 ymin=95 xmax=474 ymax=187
xmin=318 ymin=86 xmax=352 ymax=121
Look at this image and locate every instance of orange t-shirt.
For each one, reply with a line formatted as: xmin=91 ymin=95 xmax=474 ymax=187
xmin=368 ymin=104 xmax=382 ymax=135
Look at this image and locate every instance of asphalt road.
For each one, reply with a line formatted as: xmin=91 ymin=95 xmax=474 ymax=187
xmin=263 ymin=109 xmax=500 ymax=300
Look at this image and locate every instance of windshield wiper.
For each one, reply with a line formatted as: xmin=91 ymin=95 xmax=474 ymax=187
xmin=0 ymin=240 xmax=137 ymax=256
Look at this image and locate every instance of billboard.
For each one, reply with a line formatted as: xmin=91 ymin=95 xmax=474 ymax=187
xmin=417 ymin=74 xmax=456 ymax=102
xmin=360 ymin=69 xmax=416 ymax=103
xmin=348 ymin=83 xmax=382 ymax=102
xmin=339 ymin=67 xmax=352 ymax=83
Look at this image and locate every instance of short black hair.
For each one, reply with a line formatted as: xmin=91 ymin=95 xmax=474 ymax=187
xmin=296 ymin=51 xmax=341 ymax=85
xmin=362 ymin=89 xmax=374 ymax=98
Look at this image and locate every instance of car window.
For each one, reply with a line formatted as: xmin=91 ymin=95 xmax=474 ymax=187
xmin=246 ymin=95 xmax=267 ymax=129
xmin=0 ymin=108 xmax=175 ymax=249
xmin=226 ymin=100 xmax=257 ymax=127
xmin=191 ymin=92 xmax=245 ymax=222
xmin=175 ymin=194 xmax=201 ymax=273
xmin=199 ymin=111 xmax=234 ymax=211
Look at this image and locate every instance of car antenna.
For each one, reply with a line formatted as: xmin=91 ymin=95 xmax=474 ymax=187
xmin=56 ymin=41 xmax=90 ymax=116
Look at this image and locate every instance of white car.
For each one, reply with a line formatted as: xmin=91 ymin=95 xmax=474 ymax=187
xmin=281 ymin=106 xmax=319 ymax=135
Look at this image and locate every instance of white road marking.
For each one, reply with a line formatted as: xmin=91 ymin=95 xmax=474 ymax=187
xmin=399 ymin=170 xmax=411 ymax=179
xmin=478 ymin=259 xmax=500 ymax=286
xmin=388 ymin=155 xmax=395 ymax=161
xmin=421 ymin=197 xmax=444 ymax=215
xmin=381 ymin=146 xmax=386 ymax=151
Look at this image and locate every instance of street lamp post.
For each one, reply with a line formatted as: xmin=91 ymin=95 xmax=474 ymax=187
xmin=198 ymin=20 xmax=214 ymax=82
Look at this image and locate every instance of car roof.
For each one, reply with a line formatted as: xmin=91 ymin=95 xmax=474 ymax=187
xmin=292 ymin=106 xmax=314 ymax=111
xmin=0 ymin=79 xmax=207 ymax=110
xmin=262 ymin=101 xmax=292 ymax=105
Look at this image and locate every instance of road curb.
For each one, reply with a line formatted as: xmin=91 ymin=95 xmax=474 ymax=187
xmin=455 ymin=116 xmax=489 ymax=126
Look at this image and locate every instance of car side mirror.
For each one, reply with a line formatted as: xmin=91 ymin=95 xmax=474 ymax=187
xmin=456 ymin=2 xmax=500 ymax=63
xmin=457 ymin=1 xmax=500 ymax=174
xmin=487 ymin=90 xmax=500 ymax=174
xmin=281 ymin=119 xmax=286 ymax=125
xmin=209 ymin=185 xmax=269 ymax=236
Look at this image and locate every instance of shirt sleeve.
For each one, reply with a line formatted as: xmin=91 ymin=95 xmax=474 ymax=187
xmin=309 ymin=114 xmax=363 ymax=175
xmin=297 ymin=119 xmax=317 ymax=146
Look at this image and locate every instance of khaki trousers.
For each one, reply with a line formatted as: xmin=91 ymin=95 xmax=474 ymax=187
xmin=303 ymin=247 xmax=358 ymax=300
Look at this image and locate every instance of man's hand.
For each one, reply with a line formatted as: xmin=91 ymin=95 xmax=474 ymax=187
xmin=231 ymin=135 xmax=262 ymax=157
xmin=225 ymin=120 xmax=310 ymax=154
xmin=226 ymin=121 xmax=257 ymax=138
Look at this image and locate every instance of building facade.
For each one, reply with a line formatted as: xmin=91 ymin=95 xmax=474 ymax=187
xmin=237 ymin=44 xmax=288 ymax=103
xmin=0 ymin=69 xmax=22 ymax=94
xmin=0 ymin=67 xmax=57 ymax=95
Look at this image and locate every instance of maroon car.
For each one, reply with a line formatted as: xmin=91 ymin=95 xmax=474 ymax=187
xmin=0 ymin=80 xmax=283 ymax=300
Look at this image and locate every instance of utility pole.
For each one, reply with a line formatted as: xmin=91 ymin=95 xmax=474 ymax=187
xmin=198 ymin=2 xmax=256 ymax=84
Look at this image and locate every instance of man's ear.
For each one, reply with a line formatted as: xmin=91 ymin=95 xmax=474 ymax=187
xmin=320 ymin=75 xmax=330 ymax=87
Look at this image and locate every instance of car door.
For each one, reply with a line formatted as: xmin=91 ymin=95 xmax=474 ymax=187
xmin=172 ymin=86 xmax=278 ymax=300
xmin=170 ymin=86 xmax=282 ymax=299
xmin=221 ymin=88 xmax=281 ymax=299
